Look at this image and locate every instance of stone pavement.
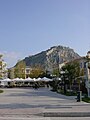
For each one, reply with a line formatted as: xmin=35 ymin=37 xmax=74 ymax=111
xmin=0 ymin=117 xmax=90 ymax=120
xmin=0 ymin=87 xmax=90 ymax=120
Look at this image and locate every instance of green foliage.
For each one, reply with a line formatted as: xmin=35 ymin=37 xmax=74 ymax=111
xmin=23 ymin=46 xmax=80 ymax=71
xmin=50 ymin=80 xmax=60 ymax=92
xmin=0 ymin=54 xmax=7 ymax=79
xmin=52 ymin=68 xmax=60 ymax=77
xmin=14 ymin=60 xmax=26 ymax=78
xmin=30 ymin=65 xmax=45 ymax=78
xmin=0 ymin=55 xmax=3 ymax=59
xmin=0 ymin=60 xmax=2 ymax=78
xmin=0 ymin=54 xmax=3 ymax=70
xmin=82 ymin=97 xmax=90 ymax=103
xmin=57 ymin=89 xmax=77 ymax=96
xmin=24 ymin=51 xmax=46 ymax=68
xmin=61 ymin=61 xmax=81 ymax=90
xmin=62 ymin=61 xmax=79 ymax=78
xmin=0 ymin=90 xmax=4 ymax=93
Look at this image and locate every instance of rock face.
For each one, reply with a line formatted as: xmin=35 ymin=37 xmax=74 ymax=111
xmin=23 ymin=45 xmax=80 ymax=72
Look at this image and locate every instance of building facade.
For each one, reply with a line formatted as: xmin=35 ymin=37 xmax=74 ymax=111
xmin=8 ymin=66 xmax=32 ymax=79
xmin=25 ymin=66 xmax=32 ymax=79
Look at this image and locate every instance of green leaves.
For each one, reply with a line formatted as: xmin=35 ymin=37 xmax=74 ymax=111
xmin=14 ymin=61 xmax=26 ymax=78
xmin=61 ymin=61 xmax=80 ymax=79
xmin=30 ymin=65 xmax=45 ymax=78
xmin=60 ymin=61 xmax=82 ymax=90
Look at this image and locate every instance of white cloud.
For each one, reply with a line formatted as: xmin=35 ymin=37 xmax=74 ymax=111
xmin=0 ymin=51 xmax=25 ymax=68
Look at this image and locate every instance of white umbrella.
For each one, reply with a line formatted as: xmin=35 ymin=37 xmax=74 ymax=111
xmin=0 ymin=78 xmax=12 ymax=86
xmin=3 ymin=78 xmax=11 ymax=82
xmin=13 ymin=78 xmax=21 ymax=82
xmin=36 ymin=77 xmax=42 ymax=81
xmin=25 ymin=77 xmax=33 ymax=82
xmin=33 ymin=78 xmax=37 ymax=81
xmin=19 ymin=78 xmax=24 ymax=80
xmin=42 ymin=77 xmax=52 ymax=82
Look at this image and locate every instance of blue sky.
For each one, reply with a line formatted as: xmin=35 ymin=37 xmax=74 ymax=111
xmin=0 ymin=0 xmax=90 ymax=67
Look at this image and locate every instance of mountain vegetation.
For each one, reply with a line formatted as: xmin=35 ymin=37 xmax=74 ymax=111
xmin=13 ymin=45 xmax=80 ymax=79
xmin=23 ymin=45 xmax=80 ymax=72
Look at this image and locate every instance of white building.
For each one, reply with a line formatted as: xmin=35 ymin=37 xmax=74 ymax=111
xmin=25 ymin=66 xmax=32 ymax=79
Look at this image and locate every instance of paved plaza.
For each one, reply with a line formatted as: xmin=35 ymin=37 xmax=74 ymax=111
xmin=0 ymin=87 xmax=90 ymax=120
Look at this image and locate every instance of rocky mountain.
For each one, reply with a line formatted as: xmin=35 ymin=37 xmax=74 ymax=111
xmin=23 ymin=45 xmax=80 ymax=72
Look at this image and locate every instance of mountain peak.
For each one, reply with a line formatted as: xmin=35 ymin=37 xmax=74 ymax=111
xmin=23 ymin=45 xmax=80 ymax=72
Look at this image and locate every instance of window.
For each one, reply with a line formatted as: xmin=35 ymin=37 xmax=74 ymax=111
xmin=26 ymin=69 xmax=30 ymax=74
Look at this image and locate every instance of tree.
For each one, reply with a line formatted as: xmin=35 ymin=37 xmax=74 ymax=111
xmin=75 ymin=67 xmax=85 ymax=91
xmin=0 ymin=57 xmax=2 ymax=79
xmin=52 ymin=68 xmax=60 ymax=78
xmin=30 ymin=65 xmax=45 ymax=78
xmin=61 ymin=61 xmax=81 ymax=91
xmin=0 ymin=55 xmax=3 ymax=59
xmin=0 ymin=54 xmax=7 ymax=79
xmin=49 ymin=79 xmax=60 ymax=92
xmin=14 ymin=60 xmax=26 ymax=78
xmin=8 ymin=68 xmax=15 ymax=79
